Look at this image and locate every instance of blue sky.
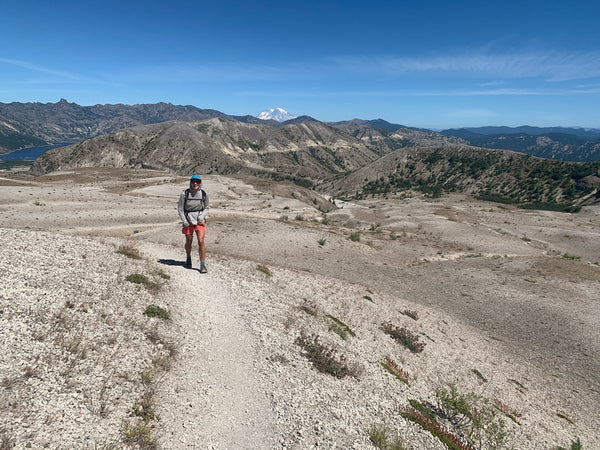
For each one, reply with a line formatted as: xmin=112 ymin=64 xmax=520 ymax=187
xmin=2 ymin=0 xmax=599 ymax=129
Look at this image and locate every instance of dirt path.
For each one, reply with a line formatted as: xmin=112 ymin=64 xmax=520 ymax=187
xmin=142 ymin=242 xmax=279 ymax=449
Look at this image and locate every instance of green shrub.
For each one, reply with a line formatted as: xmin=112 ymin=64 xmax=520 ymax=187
xmin=380 ymin=356 xmax=409 ymax=385
xmin=125 ymin=274 xmax=160 ymax=292
xmin=399 ymin=403 xmax=469 ymax=450
xmin=295 ymin=332 xmax=352 ymax=378
xmin=121 ymin=421 xmax=155 ymax=448
xmin=436 ymin=384 xmax=509 ymax=449
xmin=143 ymin=305 xmax=170 ymax=320
xmin=368 ymin=424 xmax=408 ymax=450
xmin=381 ymin=322 xmax=425 ymax=353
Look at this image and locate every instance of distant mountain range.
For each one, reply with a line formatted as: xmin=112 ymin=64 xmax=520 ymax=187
xmin=1 ymin=100 xmax=600 ymax=163
xmin=440 ymin=126 xmax=600 ymax=162
xmin=442 ymin=126 xmax=600 ymax=140
xmin=31 ymin=116 xmax=600 ymax=212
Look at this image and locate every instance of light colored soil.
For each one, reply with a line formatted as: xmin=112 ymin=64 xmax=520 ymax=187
xmin=1 ymin=168 xmax=599 ymax=449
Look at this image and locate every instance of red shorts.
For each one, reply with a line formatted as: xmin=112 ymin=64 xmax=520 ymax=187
xmin=182 ymin=223 xmax=206 ymax=235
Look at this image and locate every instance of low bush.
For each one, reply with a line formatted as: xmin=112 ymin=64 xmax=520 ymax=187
xmin=368 ymin=423 xmax=407 ymax=450
xmin=295 ymin=332 xmax=352 ymax=378
xmin=143 ymin=305 xmax=170 ymax=320
xmin=436 ymin=384 xmax=510 ymax=449
xmin=381 ymin=322 xmax=425 ymax=353
xmin=125 ymin=273 xmax=160 ymax=292
xmin=399 ymin=404 xmax=473 ymax=450
xmin=379 ymin=356 xmax=410 ymax=385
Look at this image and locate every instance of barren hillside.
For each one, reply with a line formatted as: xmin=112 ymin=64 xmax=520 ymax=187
xmin=1 ymin=168 xmax=598 ymax=449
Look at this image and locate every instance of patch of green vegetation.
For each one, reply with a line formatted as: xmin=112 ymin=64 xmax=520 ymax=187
xmin=352 ymin=147 xmax=600 ymax=212
xmin=556 ymin=413 xmax=575 ymax=425
xmin=472 ymin=368 xmax=487 ymax=382
xmin=292 ymin=178 xmax=313 ymax=189
xmin=295 ymin=332 xmax=353 ymax=378
xmin=368 ymin=423 xmax=408 ymax=450
xmin=562 ymin=253 xmax=581 ymax=260
xmin=326 ymin=314 xmax=356 ymax=340
xmin=0 ymin=133 xmax=47 ymax=151
xmin=399 ymin=405 xmax=470 ymax=450
xmin=121 ymin=420 xmax=155 ymax=448
xmin=155 ymin=269 xmax=170 ymax=280
xmin=0 ymin=160 xmax=34 ymax=170
xmin=349 ymin=231 xmax=361 ymax=242
xmin=379 ymin=357 xmax=410 ymax=385
xmin=143 ymin=305 xmax=170 ymax=320
xmin=508 ymin=378 xmax=526 ymax=390
xmin=125 ymin=274 xmax=160 ymax=292
xmin=436 ymin=384 xmax=510 ymax=449
xmin=256 ymin=264 xmax=272 ymax=276
xmin=381 ymin=322 xmax=425 ymax=353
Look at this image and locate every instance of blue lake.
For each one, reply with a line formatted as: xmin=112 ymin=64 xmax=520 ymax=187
xmin=0 ymin=143 xmax=72 ymax=161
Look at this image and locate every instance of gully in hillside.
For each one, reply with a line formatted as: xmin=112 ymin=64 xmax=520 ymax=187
xmin=178 ymin=175 xmax=209 ymax=273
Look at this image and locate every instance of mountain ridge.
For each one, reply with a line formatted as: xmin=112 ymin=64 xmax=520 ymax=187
xmin=2 ymin=100 xmax=599 ymax=162
xmin=31 ymin=117 xmax=600 ymax=212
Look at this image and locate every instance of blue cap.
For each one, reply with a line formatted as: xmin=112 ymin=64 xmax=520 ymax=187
xmin=190 ymin=175 xmax=202 ymax=182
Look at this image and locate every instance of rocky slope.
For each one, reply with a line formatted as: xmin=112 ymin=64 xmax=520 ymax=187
xmin=30 ymin=118 xmax=391 ymax=181
xmin=1 ymin=169 xmax=599 ymax=449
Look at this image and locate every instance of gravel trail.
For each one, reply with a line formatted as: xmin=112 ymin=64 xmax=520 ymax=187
xmin=145 ymin=243 xmax=279 ymax=449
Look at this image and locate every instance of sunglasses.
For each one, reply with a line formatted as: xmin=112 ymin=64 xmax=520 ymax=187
xmin=191 ymin=180 xmax=201 ymax=184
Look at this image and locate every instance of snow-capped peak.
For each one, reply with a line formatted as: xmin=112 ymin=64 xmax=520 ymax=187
xmin=257 ymin=108 xmax=297 ymax=122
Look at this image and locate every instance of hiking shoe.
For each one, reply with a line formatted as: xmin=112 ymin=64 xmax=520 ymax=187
xmin=199 ymin=264 xmax=207 ymax=274
xmin=185 ymin=256 xmax=192 ymax=268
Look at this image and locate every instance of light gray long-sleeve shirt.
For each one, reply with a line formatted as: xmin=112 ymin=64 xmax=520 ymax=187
xmin=178 ymin=188 xmax=209 ymax=226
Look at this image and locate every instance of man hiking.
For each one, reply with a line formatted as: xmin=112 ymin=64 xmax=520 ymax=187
xmin=178 ymin=175 xmax=209 ymax=273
